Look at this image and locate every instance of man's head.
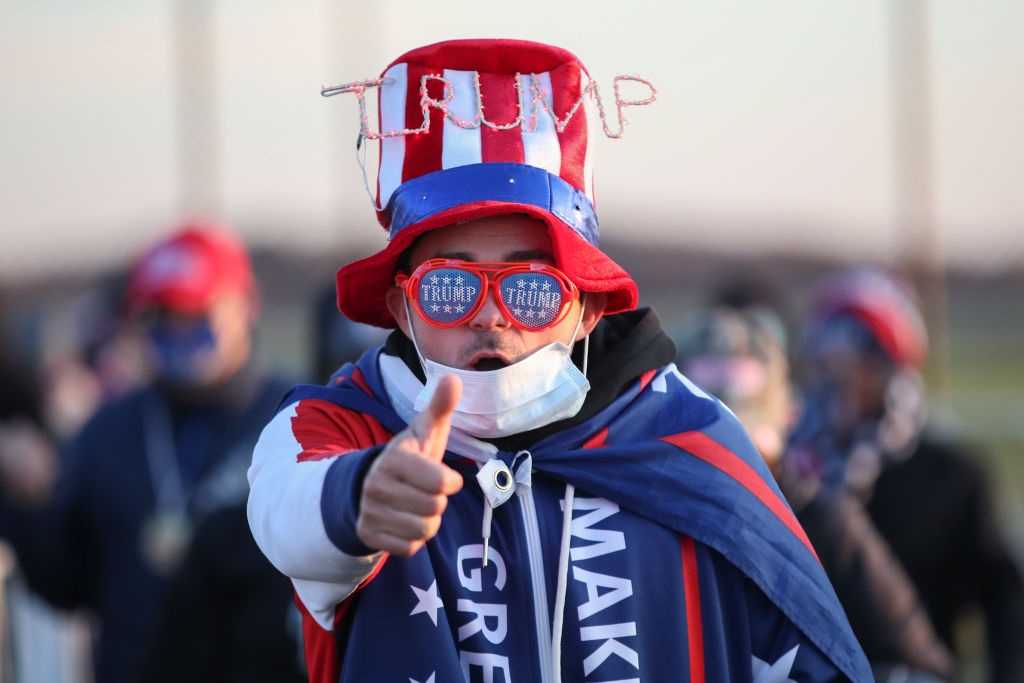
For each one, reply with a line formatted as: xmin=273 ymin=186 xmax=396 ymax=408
xmin=385 ymin=214 xmax=606 ymax=371
xmin=800 ymin=267 xmax=927 ymax=434
xmin=125 ymin=221 xmax=258 ymax=393
xmin=331 ymin=39 xmax=649 ymax=345
xmin=674 ymin=306 xmax=793 ymax=468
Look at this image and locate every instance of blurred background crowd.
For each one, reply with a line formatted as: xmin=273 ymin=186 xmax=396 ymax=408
xmin=1 ymin=1 xmax=1022 ymax=681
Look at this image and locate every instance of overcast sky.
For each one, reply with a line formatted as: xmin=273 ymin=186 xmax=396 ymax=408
xmin=2 ymin=0 xmax=1022 ymax=282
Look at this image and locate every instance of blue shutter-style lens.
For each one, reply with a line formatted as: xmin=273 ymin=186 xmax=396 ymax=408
xmin=417 ymin=268 xmax=483 ymax=325
xmin=499 ymin=272 xmax=564 ymax=328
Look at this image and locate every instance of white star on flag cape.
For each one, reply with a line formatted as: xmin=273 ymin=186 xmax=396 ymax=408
xmin=751 ymin=645 xmax=799 ymax=683
xmin=409 ymin=580 xmax=444 ymax=626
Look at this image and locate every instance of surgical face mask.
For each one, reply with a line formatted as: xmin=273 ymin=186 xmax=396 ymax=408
xmin=147 ymin=317 xmax=218 ymax=387
xmin=410 ymin=300 xmax=590 ymax=438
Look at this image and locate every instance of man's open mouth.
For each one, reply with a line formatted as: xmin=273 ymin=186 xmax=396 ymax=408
xmin=471 ymin=357 xmax=510 ymax=371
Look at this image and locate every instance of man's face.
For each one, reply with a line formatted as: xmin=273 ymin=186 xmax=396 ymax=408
xmin=385 ymin=214 xmax=606 ymax=370
xmin=815 ymin=347 xmax=891 ymax=436
xmin=142 ymin=291 xmax=254 ymax=390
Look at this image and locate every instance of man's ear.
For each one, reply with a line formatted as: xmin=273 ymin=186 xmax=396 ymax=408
xmin=385 ymin=286 xmax=412 ymax=337
xmin=577 ymin=292 xmax=608 ymax=340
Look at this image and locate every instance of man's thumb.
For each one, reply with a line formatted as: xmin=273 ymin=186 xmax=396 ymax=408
xmin=413 ymin=374 xmax=462 ymax=459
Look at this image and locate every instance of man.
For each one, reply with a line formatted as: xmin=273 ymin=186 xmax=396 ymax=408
xmin=0 ymin=222 xmax=294 ymax=683
xmin=248 ymin=39 xmax=870 ymax=682
xmin=672 ymin=305 xmax=795 ymax=469
xmin=0 ymin=301 xmax=90 ymax=683
xmin=785 ymin=267 xmax=1024 ymax=681
xmin=675 ymin=304 xmax=954 ymax=681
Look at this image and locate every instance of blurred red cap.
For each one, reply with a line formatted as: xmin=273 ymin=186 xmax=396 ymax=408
xmin=807 ymin=267 xmax=927 ymax=369
xmin=126 ymin=221 xmax=255 ymax=315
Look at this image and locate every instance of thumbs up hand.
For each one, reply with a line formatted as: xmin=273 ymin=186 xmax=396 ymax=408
xmin=356 ymin=374 xmax=464 ymax=556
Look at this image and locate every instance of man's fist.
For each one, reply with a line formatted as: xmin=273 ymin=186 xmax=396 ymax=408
xmin=356 ymin=375 xmax=464 ymax=556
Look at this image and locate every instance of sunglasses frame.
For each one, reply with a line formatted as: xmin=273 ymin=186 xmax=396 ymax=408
xmin=395 ymin=258 xmax=580 ymax=331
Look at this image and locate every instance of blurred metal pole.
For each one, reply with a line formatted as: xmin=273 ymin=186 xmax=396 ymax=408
xmin=173 ymin=0 xmax=222 ymax=217
xmin=889 ymin=0 xmax=950 ymax=397
xmin=324 ymin=0 xmax=381 ymax=234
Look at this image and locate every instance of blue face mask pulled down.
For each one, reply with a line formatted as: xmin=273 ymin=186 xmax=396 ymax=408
xmin=147 ymin=319 xmax=217 ymax=386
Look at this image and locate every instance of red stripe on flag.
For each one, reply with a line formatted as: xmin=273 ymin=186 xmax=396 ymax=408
xmin=661 ymin=431 xmax=819 ymax=561
xmin=479 ymin=71 xmax=525 ymax=164
xmin=402 ymin=63 xmax=445 ymax=183
xmin=350 ymin=367 xmax=373 ymax=396
xmin=681 ymin=535 xmax=705 ymax=683
xmin=636 ymin=369 xmax=658 ymax=392
xmin=582 ymin=426 xmax=609 ymax=449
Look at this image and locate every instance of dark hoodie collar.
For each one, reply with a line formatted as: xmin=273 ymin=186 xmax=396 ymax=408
xmin=383 ymin=307 xmax=677 ymax=451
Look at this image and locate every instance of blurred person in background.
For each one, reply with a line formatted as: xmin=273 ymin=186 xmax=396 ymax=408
xmin=0 ymin=294 xmax=90 ymax=683
xmin=784 ymin=267 xmax=1024 ymax=682
xmin=675 ymin=302 xmax=954 ymax=681
xmin=137 ymin=499 xmax=306 ymax=683
xmin=310 ymin=284 xmax=388 ymax=384
xmin=0 ymin=222 xmax=297 ymax=683
xmin=39 ymin=274 xmax=151 ymax=443
xmin=672 ymin=304 xmax=793 ymax=469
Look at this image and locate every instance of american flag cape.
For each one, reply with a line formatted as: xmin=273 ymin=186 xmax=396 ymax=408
xmin=276 ymin=348 xmax=870 ymax=682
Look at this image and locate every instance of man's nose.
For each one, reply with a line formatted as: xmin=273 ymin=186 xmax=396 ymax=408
xmin=468 ymin=288 xmax=511 ymax=330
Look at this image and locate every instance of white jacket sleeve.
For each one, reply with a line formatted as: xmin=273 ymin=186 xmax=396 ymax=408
xmin=247 ymin=400 xmax=383 ymax=627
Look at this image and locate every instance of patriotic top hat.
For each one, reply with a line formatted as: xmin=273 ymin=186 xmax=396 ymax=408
xmin=331 ymin=38 xmax=644 ymax=328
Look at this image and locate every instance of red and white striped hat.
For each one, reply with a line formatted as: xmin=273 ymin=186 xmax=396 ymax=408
xmin=333 ymin=38 xmax=641 ymax=328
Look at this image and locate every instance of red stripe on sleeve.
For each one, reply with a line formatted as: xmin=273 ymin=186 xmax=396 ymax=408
xmin=292 ymin=399 xmax=394 ymax=462
xmin=661 ymin=431 xmax=819 ymax=561
xmin=681 ymin=535 xmax=705 ymax=683
xmin=296 ymin=592 xmax=344 ymax=683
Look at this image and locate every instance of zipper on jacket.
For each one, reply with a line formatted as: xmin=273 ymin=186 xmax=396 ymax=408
xmin=518 ymin=484 xmax=554 ymax=683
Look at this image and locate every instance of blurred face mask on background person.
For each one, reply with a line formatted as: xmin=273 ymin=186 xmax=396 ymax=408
xmin=145 ymin=312 xmax=219 ymax=387
xmin=142 ymin=294 xmax=254 ymax=391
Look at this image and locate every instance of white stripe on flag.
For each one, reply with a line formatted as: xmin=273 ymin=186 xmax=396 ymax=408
xmin=442 ymin=68 xmax=482 ymax=170
xmin=522 ymin=71 xmax=562 ymax=180
xmin=378 ymin=62 xmax=408 ymax=209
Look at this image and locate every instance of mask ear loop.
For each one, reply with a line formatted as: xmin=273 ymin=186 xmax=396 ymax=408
xmin=403 ymin=297 xmax=430 ymax=380
xmin=568 ymin=296 xmax=589 ymax=378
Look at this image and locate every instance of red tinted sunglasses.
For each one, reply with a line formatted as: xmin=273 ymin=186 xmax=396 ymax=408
xmin=395 ymin=259 xmax=580 ymax=331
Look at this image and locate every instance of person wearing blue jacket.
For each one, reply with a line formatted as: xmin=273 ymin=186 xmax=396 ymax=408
xmin=247 ymin=38 xmax=871 ymax=682
xmin=0 ymin=223 xmax=294 ymax=683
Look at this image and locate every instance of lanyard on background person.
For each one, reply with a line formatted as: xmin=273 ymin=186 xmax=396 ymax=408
xmin=139 ymin=394 xmax=211 ymax=576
